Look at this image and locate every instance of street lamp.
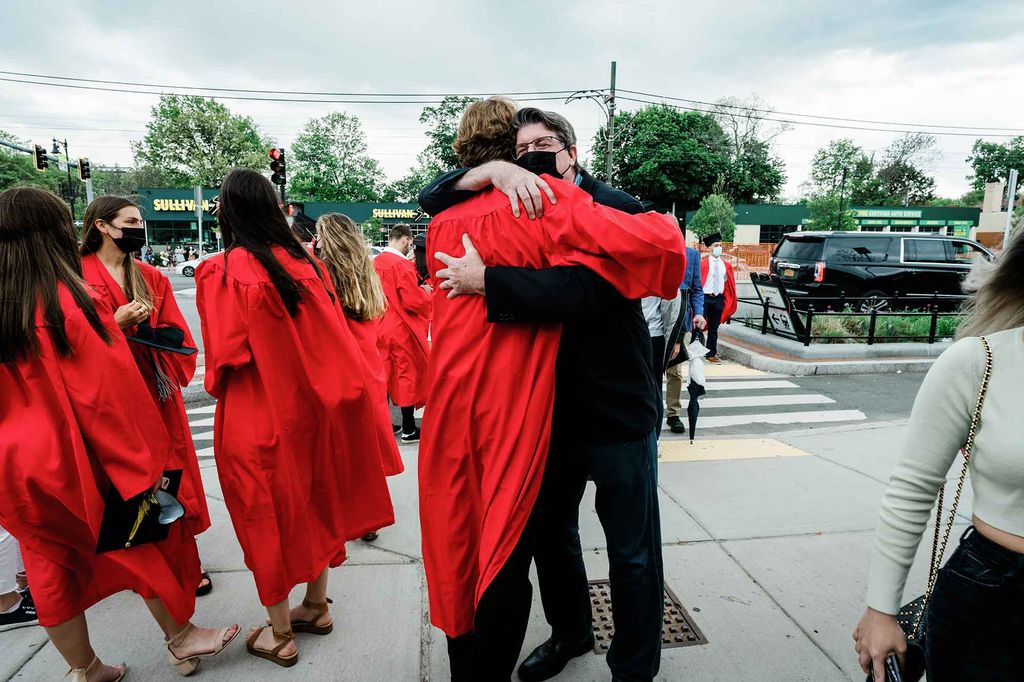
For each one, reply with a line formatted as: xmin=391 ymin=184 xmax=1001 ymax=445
xmin=51 ymin=137 xmax=75 ymax=218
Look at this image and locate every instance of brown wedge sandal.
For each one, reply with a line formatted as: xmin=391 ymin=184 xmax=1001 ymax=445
xmin=245 ymin=627 xmax=298 ymax=668
xmin=264 ymin=598 xmax=334 ymax=635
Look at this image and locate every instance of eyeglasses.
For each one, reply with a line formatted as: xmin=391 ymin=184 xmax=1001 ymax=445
xmin=514 ymin=135 xmax=566 ymax=159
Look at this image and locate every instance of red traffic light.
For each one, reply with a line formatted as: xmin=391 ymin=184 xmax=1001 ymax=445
xmin=268 ymin=147 xmax=284 ymax=161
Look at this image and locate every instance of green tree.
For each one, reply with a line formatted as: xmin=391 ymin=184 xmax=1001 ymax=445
xmin=807 ymin=139 xmax=874 ymax=198
xmin=967 ymin=136 xmax=1024 ymax=191
xmin=805 ymin=193 xmax=857 ymax=231
xmin=0 ymin=130 xmax=61 ymax=192
xmin=875 ymin=161 xmax=935 ymax=205
xmin=419 ymin=96 xmax=479 ymax=173
xmin=382 ymin=160 xmax=436 ymax=203
xmin=132 ymin=95 xmax=270 ymax=187
xmin=592 ymin=105 xmax=732 ymax=211
xmin=688 ymin=193 xmax=735 ymax=242
xmin=290 ymin=112 xmax=385 ymax=203
xmin=710 ymin=95 xmax=788 ymax=203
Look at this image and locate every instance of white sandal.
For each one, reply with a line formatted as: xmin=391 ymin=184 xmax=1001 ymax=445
xmin=66 ymin=656 xmax=126 ymax=681
xmin=165 ymin=622 xmax=240 ymax=676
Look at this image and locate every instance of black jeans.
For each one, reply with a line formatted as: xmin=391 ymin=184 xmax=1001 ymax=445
xmin=446 ymin=527 xmax=535 ymax=681
xmin=650 ymin=335 xmax=665 ymax=436
xmin=925 ymin=526 xmax=1024 ymax=681
xmin=532 ymin=431 xmax=664 ymax=682
xmin=704 ymin=294 xmax=724 ymax=357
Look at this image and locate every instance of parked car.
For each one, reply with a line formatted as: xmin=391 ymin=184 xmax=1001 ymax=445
xmin=175 ymin=252 xmax=218 ymax=278
xmin=768 ymin=231 xmax=993 ymax=311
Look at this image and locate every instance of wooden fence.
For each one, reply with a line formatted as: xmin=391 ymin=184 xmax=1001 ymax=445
xmin=688 ymin=242 xmax=775 ymax=271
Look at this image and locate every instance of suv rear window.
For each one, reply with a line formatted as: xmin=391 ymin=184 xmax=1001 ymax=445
xmin=823 ymin=237 xmax=892 ymax=262
xmin=775 ymin=237 xmax=824 ymax=261
xmin=905 ymin=239 xmax=950 ymax=263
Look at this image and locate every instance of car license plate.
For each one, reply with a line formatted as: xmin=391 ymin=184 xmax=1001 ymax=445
xmin=783 ymin=268 xmax=796 ymax=277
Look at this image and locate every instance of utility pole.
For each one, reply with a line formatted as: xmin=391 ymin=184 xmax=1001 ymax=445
xmin=1004 ymin=168 xmax=1019 ymax=248
xmin=52 ymin=138 xmax=75 ymax=218
xmin=605 ymin=61 xmax=617 ymax=184
xmin=836 ymin=167 xmax=848 ymax=231
xmin=194 ymin=185 xmax=205 ymax=255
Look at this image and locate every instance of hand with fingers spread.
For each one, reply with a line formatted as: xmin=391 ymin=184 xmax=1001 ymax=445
xmin=488 ymin=162 xmax=557 ymax=219
xmin=853 ymin=608 xmax=907 ymax=681
xmin=435 ymin=234 xmax=486 ymax=299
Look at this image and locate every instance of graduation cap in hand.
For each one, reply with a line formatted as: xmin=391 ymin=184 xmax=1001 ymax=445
xmin=126 ymin=321 xmax=198 ymax=356
xmin=96 ymin=470 xmax=186 ymax=553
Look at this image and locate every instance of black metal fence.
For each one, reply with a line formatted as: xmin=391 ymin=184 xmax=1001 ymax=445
xmin=740 ymin=275 xmax=967 ymax=346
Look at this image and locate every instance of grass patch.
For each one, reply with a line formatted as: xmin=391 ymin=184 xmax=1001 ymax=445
xmin=810 ymin=311 xmax=960 ymax=344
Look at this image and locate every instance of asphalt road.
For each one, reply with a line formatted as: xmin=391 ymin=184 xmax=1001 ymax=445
xmin=167 ymin=271 xmax=202 ymax=354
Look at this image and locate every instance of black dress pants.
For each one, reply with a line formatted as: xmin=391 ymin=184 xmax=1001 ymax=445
xmin=704 ymin=293 xmax=725 ymax=357
xmin=650 ymin=335 xmax=665 ymax=436
xmin=531 ymin=431 xmax=664 ymax=682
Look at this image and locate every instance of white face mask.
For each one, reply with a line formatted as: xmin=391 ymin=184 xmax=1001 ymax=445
xmin=712 ymin=246 xmax=723 ymax=258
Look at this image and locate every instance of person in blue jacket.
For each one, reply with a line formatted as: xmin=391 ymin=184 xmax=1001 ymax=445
xmin=665 ymin=246 xmax=707 ymax=434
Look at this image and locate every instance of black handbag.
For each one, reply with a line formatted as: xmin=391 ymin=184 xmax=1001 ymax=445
xmin=873 ymin=336 xmax=993 ymax=682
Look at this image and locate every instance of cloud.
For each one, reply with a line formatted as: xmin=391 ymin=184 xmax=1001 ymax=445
xmin=2 ymin=0 xmax=1021 ymax=198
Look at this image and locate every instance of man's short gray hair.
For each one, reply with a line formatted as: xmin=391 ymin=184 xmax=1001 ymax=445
xmin=511 ymin=108 xmax=577 ymax=148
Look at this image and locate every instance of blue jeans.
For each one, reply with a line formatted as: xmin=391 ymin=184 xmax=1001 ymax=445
xmin=925 ymin=527 xmax=1024 ymax=681
xmin=531 ymin=431 xmax=663 ymax=682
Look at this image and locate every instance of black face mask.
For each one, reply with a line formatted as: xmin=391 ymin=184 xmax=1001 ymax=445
xmin=112 ymin=227 xmax=146 ymax=254
xmin=514 ymin=150 xmax=565 ymax=178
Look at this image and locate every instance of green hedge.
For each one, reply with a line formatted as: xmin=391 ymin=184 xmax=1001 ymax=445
xmin=810 ymin=311 xmax=960 ymax=344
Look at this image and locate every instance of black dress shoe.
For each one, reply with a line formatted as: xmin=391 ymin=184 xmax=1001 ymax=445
xmin=517 ymin=635 xmax=595 ymax=682
xmin=666 ymin=416 xmax=686 ymax=434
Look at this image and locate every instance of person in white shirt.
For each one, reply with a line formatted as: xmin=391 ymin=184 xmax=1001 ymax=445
xmin=854 ymin=229 xmax=1024 ymax=681
xmin=699 ymin=233 xmax=736 ymax=364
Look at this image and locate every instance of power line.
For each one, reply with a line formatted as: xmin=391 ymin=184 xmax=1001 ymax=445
xmin=0 ymin=70 xmax=582 ymax=99
xmin=616 ymin=96 xmax=1020 ymax=138
xmin=618 ymin=88 xmax=1024 ymax=133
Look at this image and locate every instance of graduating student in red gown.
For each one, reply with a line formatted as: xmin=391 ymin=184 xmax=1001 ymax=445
xmin=372 ymin=224 xmax=432 ymax=441
xmin=313 ymin=212 xmax=404 ymax=480
xmin=418 ymin=99 xmax=685 ymax=678
xmin=79 ymin=196 xmax=215 ymax=598
xmin=0 ymin=188 xmax=238 ymax=682
xmin=195 ymin=169 xmax=394 ymax=667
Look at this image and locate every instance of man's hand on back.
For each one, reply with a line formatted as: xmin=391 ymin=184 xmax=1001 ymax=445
xmin=436 ymin=234 xmax=486 ymax=299
xmin=453 ymin=161 xmax=557 ymax=219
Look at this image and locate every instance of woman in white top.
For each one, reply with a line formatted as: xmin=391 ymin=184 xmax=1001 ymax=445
xmin=854 ymin=230 xmax=1024 ymax=681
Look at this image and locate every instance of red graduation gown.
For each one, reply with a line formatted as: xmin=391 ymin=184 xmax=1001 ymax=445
xmin=700 ymin=257 xmax=738 ymax=322
xmin=348 ymin=314 xmax=404 ymax=476
xmin=372 ymin=251 xmax=431 ymax=408
xmin=0 ymin=286 xmax=199 ymax=627
xmin=420 ymin=179 xmax=685 ymax=637
xmin=195 ymin=246 xmax=395 ymax=606
xmin=81 ymin=255 xmax=211 ymax=537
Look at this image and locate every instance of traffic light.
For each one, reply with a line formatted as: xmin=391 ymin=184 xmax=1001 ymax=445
xmin=33 ymin=144 xmax=48 ymax=172
xmin=269 ymin=148 xmax=286 ymax=186
xmin=77 ymin=158 xmax=91 ymax=181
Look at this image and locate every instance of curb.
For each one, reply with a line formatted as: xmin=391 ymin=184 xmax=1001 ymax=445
xmin=718 ymin=337 xmax=935 ymax=375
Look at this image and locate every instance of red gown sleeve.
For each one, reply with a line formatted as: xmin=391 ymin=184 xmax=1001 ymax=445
xmin=395 ymin=261 xmax=431 ymax=318
xmin=723 ymin=263 xmax=738 ymax=322
xmin=153 ymin=273 xmax=198 ymax=387
xmin=195 ymin=262 xmax=252 ymax=399
xmin=556 ymin=187 xmax=685 ymax=299
xmin=59 ymin=303 xmax=168 ymax=500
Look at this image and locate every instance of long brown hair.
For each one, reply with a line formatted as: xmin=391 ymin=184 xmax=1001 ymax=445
xmin=0 ymin=187 xmax=112 ymax=363
xmin=315 ymin=213 xmax=386 ymax=321
xmin=217 ymin=168 xmax=332 ymax=316
xmin=958 ymin=229 xmax=1024 ymax=338
xmin=80 ymin=196 xmax=153 ymax=308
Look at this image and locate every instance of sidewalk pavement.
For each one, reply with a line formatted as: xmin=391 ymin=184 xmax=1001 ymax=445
xmin=3 ymin=420 xmax=967 ymax=681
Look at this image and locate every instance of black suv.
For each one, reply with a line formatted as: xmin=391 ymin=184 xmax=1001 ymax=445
xmin=769 ymin=231 xmax=993 ymax=310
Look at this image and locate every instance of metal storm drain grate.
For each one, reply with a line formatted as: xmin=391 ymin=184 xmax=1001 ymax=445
xmin=588 ymin=580 xmax=708 ymax=653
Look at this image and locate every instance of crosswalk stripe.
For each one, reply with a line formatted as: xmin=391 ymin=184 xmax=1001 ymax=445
xmin=696 ymin=410 xmax=866 ymax=429
xmin=704 ymin=380 xmax=800 ymax=391
xmin=188 ymin=416 xmax=215 ymax=428
xmin=192 ymin=430 xmax=214 ymax=440
xmin=699 ymin=394 xmax=835 ymax=409
xmin=195 ymin=446 xmax=215 ymax=458
xmin=186 ymin=404 xmax=216 ymax=415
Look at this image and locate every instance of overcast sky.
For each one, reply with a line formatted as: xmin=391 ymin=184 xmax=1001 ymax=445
xmin=2 ymin=1 xmax=1022 ymax=200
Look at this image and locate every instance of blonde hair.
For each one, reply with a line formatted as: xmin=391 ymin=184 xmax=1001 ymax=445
xmin=957 ymin=229 xmax=1024 ymax=338
xmin=453 ymin=96 xmax=518 ymax=167
xmin=315 ymin=213 xmax=387 ymax=321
